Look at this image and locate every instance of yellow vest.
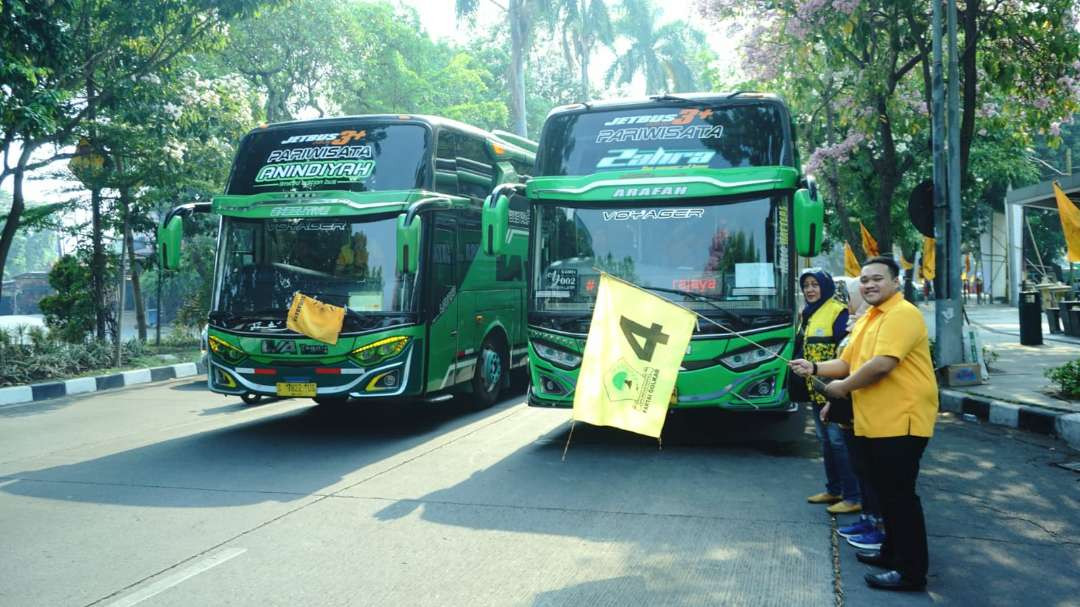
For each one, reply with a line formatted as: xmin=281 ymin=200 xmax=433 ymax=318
xmin=800 ymin=298 xmax=846 ymax=406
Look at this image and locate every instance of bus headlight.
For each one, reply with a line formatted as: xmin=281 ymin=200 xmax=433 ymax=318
xmin=533 ymin=341 xmax=582 ymax=369
xmin=349 ymin=336 xmax=410 ymax=366
xmin=208 ymin=335 xmax=247 ymax=364
xmin=719 ymin=342 xmax=784 ymax=371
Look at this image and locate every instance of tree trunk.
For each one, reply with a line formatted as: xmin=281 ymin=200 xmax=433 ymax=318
xmin=122 ymin=187 xmax=147 ymax=342
xmin=959 ymin=0 xmax=979 ymax=189
xmin=509 ymin=0 xmax=528 ymax=137
xmin=0 ymin=146 xmax=33 ymax=306
xmin=91 ymin=185 xmax=106 ymax=339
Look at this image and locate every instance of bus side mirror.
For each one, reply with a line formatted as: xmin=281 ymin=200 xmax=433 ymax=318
xmin=482 ymin=193 xmax=510 ymax=256
xmin=396 ymin=214 xmax=421 ymax=275
xmin=793 ymin=187 xmax=823 ymax=257
xmin=158 ymin=216 xmax=183 ymax=270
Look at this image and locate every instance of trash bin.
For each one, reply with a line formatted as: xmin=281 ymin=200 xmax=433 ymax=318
xmin=1019 ymin=290 xmax=1043 ymax=346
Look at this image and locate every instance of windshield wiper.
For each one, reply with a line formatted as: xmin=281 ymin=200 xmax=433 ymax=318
xmin=638 ymin=285 xmax=745 ymax=328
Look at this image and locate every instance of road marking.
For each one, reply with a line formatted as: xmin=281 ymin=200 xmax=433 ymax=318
xmin=104 ymin=547 xmax=246 ymax=607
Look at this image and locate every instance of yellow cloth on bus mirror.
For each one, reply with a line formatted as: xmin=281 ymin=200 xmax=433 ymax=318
xmin=287 ymin=292 xmax=345 ymax=345
xmin=572 ymin=274 xmax=696 ymax=439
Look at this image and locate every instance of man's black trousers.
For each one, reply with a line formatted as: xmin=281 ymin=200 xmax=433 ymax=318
xmin=853 ymin=434 xmax=930 ymax=581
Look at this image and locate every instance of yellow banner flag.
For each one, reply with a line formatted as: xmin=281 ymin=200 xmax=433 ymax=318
xmin=287 ymin=292 xmax=345 ymax=345
xmin=860 ymin=222 xmax=879 ymax=258
xmin=844 ymin=243 xmax=861 ymax=277
xmin=899 ymin=251 xmax=914 ymax=271
xmin=922 ymin=236 xmax=936 ymax=281
xmin=572 ymin=274 xmax=696 ymax=438
xmin=1053 ymin=181 xmax=1080 ymax=263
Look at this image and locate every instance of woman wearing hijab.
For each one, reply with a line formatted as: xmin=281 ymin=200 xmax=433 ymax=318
xmin=794 ymin=268 xmax=861 ymax=514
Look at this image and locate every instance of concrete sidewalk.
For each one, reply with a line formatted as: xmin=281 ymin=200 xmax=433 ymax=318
xmin=924 ymin=302 xmax=1080 ymax=450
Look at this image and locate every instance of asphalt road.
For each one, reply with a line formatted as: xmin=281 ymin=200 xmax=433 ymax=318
xmin=0 ymin=380 xmax=1077 ymax=606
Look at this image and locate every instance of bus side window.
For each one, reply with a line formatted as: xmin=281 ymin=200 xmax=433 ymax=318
xmin=435 ymin=130 xmax=460 ymax=196
xmin=457 ymin=211 xmax=481 ymax=283
xmin=427 ymin=214 xmax=457 ymax=318
xmin=456 ymin=135 xmax=495 ymax=199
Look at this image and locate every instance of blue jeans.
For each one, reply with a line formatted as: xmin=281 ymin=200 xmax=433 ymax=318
xmin=842 ymin=425 xmax=880 ymax=519
xmin=811 ymin=404 xmax=861 ymax=503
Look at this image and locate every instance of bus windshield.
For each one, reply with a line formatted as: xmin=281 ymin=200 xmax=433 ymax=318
xmin=532 ymin=196 xmax=791 ymax=329
xmin=226 ymin=122 xmax=430 ymax=195
xmin=214 ymin=215 xmax=418 ymax=319
xmin=537 ymin=102 xmax=791 ymax=176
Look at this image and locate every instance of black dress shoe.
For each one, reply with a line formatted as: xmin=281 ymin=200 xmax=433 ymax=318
xmin=865 ymin=570 xmax=926 ymax=591
xmin=855 ymin=550 xmax=894 ymax=569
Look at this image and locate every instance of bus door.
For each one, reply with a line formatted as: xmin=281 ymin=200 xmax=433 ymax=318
xmin=425 ymin=212 xmax=461 ymax=393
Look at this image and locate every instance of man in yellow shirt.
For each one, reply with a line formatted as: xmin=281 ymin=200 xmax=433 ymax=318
xmin=790 ymin=256 xmax=937 ymax=592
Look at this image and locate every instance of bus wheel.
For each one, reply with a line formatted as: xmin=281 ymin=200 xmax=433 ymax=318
xmin=241 ymin=392 xmax=262 ymax=405
xmin=472 ymin=336 xmax=507 ymax=409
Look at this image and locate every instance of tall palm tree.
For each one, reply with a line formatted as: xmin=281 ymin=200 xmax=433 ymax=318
xmin=554 ymin=0 xmax=614 ymax=100
xmin=606 ymin=0 xmax=704 ymax=94
xmin=456 ymin=0 xmax=550 ymax=137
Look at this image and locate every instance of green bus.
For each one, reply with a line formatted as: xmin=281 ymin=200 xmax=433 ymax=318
xmin=482 ymin=93 xmax=823 ymax=421
xmin=159 ymin=115 xmax=536 ymax=407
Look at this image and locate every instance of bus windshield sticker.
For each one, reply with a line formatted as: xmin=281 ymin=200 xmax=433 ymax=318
xmin=535 ymin=290 xmax=571 ymax=298
xmin=602 ymin=108 xmax=714 ymax=126
xmin=735 ymin=262 xmax=775 ymax=288
xmin=602 ymin=208 xmax=704 ymax=221
xmin=595 ymin=125 xmax=723 ymax=144
xmin=596 ymin=147 xmax=716 ymax=169
xmin=545 ymin=269 xmax=578 ymax=291
xmin=267 ymin=221 xmax=348 ymax=232
xmin=254 ymin=159 xmax=375 ymax=186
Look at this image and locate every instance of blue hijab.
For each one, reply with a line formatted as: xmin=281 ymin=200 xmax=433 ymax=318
xmin=800 ymin=268 xmax=836 ymax=321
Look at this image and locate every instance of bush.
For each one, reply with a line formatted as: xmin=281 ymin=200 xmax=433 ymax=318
xmin=38 ymin=254 xmax=97 ymax=343
xmin=1045 ymin=360 xmax=1080 ymax=398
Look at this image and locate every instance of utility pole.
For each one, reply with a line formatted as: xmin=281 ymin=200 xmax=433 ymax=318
xmin=933 ymin=0 xmax=964 ymax=367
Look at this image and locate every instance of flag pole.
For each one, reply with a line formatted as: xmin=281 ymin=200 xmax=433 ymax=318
xmin=561 ymin=420 xmax=576 ymax=462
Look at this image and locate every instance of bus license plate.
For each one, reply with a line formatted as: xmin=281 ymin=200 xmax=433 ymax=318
xmin=276 ymin=382 xmax=317 ymax=397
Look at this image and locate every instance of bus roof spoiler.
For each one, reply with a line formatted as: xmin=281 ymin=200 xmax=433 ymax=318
xmin=491 ymin=130 xmax=538 ymax=154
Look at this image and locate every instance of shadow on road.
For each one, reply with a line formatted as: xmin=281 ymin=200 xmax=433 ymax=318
xmin=2 ymin=386 xmax=527 ymax=508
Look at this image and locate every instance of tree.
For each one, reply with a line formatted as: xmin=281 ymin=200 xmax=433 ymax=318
xmin=700 ymin=0 xmax=1080 ymax=258
xmin=457 ymin=0 xmax=552 ymax=137
xmin=607 ymin=0 xmax=705 ymax=94
xmin=552 ymin=0 xmax=615 ymax=100
xmin=0 ymin=0 xmax=269 ymax=335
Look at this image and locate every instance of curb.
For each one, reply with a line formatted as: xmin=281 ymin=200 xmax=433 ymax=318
xmin=940 ymin=389 xmax=1080 ymax=451
xmin=0 ymin=361 xmax=207 ymax=407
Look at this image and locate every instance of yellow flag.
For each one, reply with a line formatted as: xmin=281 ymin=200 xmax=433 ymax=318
xmin=922 ymin=236 xmax=936 ymax=281
xmin=844 ymin=243 xmax=861 ymax=277
xmin=860 ymin=222 xmax=880 ymax=258
xmin=287 ymin=292 xmax=345 ymax=345
xmin=1053 ymin=182 xmax=1080 ymax=263
xmin=572 ymin=274 xmax=696 ymax=438
xmin=899 ymin=251 xmax=914 ymax=271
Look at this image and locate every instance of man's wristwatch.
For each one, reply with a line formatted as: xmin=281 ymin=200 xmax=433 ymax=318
xmin=811 ymin=362 xmax=818 ymax=375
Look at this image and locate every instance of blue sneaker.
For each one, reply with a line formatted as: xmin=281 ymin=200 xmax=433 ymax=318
xmin=837 ymin=519 xmax=875 ymax=539
xmin=847 ymin=529 xmax=886 ymax=550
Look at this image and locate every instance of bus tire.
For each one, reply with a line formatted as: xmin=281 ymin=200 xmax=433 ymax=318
xmin=241 ymin=392 xmax=262 ymax=405
xmin=471 ymin=335 xmax=508 ymax=409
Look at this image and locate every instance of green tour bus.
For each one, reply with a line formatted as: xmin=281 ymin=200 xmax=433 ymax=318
xmin=159 ymin=115 xmax=536 ymax=407
xmin=481 ymin=93 xmax=824 ymax=421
